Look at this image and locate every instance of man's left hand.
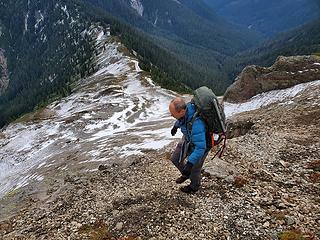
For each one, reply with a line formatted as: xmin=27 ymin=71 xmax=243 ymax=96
xmin=171 ymin=126 xmax=178 ymax=136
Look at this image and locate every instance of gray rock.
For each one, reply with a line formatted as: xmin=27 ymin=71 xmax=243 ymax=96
xmin=115 ymin=222 xmax=123 ymax=231
xmin=286 ymin=216 xmax=295 ymax=225
xmin=224 ymin=55 xmax=320 ymax=103
xmin=112 ymin=210 xmax=119 ymax=216
xmin=203 ymin=158 xmax=237 ymax=179
xmin=263 ymin=221 xmax=270 ymax=228
xmin=225 ymin=175 xmax=235 ymax=183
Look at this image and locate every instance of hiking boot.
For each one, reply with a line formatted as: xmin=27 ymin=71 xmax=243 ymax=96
xmin=180 ymin=185 xmax=198 ymax=194
xmin=175 ymin=175 xmax=188 ymax=184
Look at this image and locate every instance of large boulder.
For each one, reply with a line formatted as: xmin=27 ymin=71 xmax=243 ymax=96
xmin=224 ymin=55 xmax=320 ymax=103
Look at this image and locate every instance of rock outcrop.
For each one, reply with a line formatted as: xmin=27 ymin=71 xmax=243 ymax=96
xmin=0 ymin=49 xmax=9 ymax=94
xmin=224 ymin=55 xmax=320 ymax=103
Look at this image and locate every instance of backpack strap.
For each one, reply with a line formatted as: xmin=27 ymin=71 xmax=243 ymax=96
xmin=212 ymin=133 xmax=227 ymax=159
xmin=212 ymin=98 xmax=226 ymax=133
xmin=187 ymin=110 xmax=199 ymax=133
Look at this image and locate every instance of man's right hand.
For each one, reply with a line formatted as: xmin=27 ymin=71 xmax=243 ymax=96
xmin=171 ymin=126 xmax=178 ymax=136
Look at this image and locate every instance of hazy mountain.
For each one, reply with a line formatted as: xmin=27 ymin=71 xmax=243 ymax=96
xmin=203 ymin=0 xmax=320 ymax=37
xmin=225 ymin=20 xmax=320 ymax=82
xmin=86 ymin=0 xmax=261 ymax=55
xmin=84 ymin=0 xmax=262 ymax=90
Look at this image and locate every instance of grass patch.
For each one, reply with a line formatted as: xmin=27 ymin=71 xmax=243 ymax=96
xmin=2 ymin=188 xmax=23 ymax=200
xmin=78 ymin=220 xmax=112 ymax=240
xmin=13 ymin=107 xmax=56 ymax=124
xmin=78 ymin=219 xmax=141 ymax=240
xmin=278 ymin=230 xmax=305 ymax=240
xmin=233 ymin=175 xmax=248 ymax=188
xmin=309 ymin=172 xmax=320 ymax=183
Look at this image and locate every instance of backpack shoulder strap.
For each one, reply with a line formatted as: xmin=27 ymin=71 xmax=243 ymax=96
xmin=187 ymin=111 xmax=199 ymax=132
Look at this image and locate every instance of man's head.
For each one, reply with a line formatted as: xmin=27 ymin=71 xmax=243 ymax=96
xmin=169 ymin=97 xmax=187 ymax=119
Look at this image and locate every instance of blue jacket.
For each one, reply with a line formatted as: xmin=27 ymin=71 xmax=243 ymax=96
xmin=174 ymin=102 xmax=207 ymax=165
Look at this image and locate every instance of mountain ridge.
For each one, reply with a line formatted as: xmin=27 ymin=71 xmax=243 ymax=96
xmin=203 ymin=0 xmax=320 ymax=37
xmin=224 ymin=19 xmax=320 ymax=84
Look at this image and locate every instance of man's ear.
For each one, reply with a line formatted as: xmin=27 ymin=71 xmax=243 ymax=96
xmin=179 ymin=108 xmax=186 ymax=117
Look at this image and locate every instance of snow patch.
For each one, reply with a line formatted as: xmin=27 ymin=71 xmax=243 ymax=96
xmin=132 ymin=60 xmax=142 ymax=72
xmin=172 ymin=0 xmax=181 ymax=4
xmin=35 ymin=10 xmax=44 ymax=29
xmin=96 ymin=31 xmax=105 ymax=41
xmin=70 ymin=17 xmax=77 ymax=25
xmin=24 ymin=12 xmax=29 ymax=33
xmin=154 ymin=14 xmax=158 ymax=26
xmin=24 ymin=0 xmax=31 ymax=33
xmin=40 ymin=33 xmax=47 ymax=42
xmin=56 ymin=19 xmax=64 ymax=25
xmin=224 ymin=80 xmax=320 ymax=118
xmin=130 ymin=0 xmax=144 ymax=16
xmin=145 ymin=77 xmax=155 ymax=87
xmin=61 ymin=5 xmax=70 ymax=19
xmin=82 ymin=113 xmax=92 ymax=119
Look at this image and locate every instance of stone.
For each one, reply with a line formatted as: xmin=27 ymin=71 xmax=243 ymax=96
xmin=203 ymin=159 xmax=237 ymax=179
xmin=112 ymin=210 xmax=119 ymax=216
xmin=263 ymin=221 xmax=270 ymax=228
xmin=277 ymin=203 xmax=287 ymax=209
xmin=0 ymin=132 xmax=6 ymax=139
xmin=71 ymin=221 xmax=82 ymax=228
xmin=279 ymin=160 xmax=289 ymax=168
xmin=225 ymin=175 xmax=235 ymax=183
xmin=286 ymin=216 xmax=295 ymax=225
xmin=115 ymin=222 xmax=123 ymax=231
xmin=226 ymin=119 xmax=254 ymax=138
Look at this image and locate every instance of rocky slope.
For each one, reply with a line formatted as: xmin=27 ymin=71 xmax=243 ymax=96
xmin=0 ymin=49 xmax=8 ymax=93
xmin=224 ymin=55 xmax=320 ymax=103
xmin=0 ymin=28 xmax=183 ymax=214
xmin=0 ymin=81 xmax=319 ymax=239
xmin=0 ymin=77 xmax=319 ymax=239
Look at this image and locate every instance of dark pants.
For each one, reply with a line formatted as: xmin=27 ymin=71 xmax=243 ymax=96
xmin=171 ymin=139 xmax=209 ymax=190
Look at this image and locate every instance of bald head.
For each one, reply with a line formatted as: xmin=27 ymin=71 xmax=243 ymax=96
xmin=169 ymin=97 xmax=187 ymax=119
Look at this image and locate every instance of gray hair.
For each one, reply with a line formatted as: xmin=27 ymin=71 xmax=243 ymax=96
xmin=171 ymin=97 xmax=186 ymax=112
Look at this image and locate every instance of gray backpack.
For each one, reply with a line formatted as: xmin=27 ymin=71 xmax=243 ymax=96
xmin=190 ymin=86 xmax=227 ymax=158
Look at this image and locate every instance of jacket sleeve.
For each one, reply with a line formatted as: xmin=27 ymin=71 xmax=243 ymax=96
xmin=187 ymin=118 xmax=207 ymax=165
xmin=174 ymin=119 xmax=181 ymax=128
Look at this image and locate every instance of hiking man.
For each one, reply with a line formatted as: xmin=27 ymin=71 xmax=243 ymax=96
xmin=169 ymin=97 xmax=209 ymax=193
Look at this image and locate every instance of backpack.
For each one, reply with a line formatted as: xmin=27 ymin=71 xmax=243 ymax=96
xmin=189 ymin=86 xmax=227 ymax=158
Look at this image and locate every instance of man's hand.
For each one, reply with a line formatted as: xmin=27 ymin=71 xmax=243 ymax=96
xmin=171 ymin=126 xmax=178 ymax=136
xmin=182 ymin=162 xmax=193 ymax=177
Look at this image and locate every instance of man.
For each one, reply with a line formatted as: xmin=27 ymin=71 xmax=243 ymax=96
xmin=169 ymin=97 xmax=209 ymax=194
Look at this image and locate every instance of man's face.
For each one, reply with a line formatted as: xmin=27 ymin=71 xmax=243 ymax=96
xmin=169 ymin=102 xmax=186 ymax=120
